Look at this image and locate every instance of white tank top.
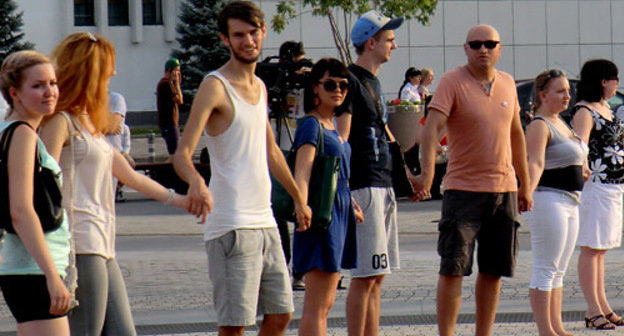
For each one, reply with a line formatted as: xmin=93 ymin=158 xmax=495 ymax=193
xmin=203 ymin=71 xmax=276 ymax=241
xmin=59 ymin=113 xmax=116 ymax=258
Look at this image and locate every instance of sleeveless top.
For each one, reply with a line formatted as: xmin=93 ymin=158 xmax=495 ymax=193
xmin=531 ymin=116 xmax=588 ymax=201
xmin=203 ymin=71 xmax=276 ymax=241
xmin=59 ymin=113 xmax=116 ymax=258
xmin=572 ymin=105 xmax=624 ymax=184
xmin=533 ymin=116 xmax=587 ymax=169
xmin=0 ymin=121 xmax=70 ymax=276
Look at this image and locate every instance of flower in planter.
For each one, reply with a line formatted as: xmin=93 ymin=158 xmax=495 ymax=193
xmin=386 ymin=98 xmax=403 ymax=106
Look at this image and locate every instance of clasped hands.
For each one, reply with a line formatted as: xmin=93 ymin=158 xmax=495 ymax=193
xmin=184 ymin=178 xmax=314 ymax=230
xmin=185 ymin=177 xmax=213 ymax=223
xmin=408 ymin=170 xmax=432 ymax=202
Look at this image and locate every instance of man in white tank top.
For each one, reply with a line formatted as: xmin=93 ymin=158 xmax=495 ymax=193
xmin=173 ymin=2 xmax=311 ymax=335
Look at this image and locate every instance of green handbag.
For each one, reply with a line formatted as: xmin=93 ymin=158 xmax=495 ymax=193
xmin=271 ymin=116 xmax=340 ymax=230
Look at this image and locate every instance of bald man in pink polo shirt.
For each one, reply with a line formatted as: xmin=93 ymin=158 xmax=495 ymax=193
xmin=414 ymin=24 xmax=531 ymax=336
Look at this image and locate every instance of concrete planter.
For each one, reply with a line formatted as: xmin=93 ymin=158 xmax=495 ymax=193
xmin=386 ymin=105 xmax=425 ymax=150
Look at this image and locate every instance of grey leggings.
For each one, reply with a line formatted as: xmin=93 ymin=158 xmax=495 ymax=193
xmin=69 ymin=255 xmax=137 ymax=336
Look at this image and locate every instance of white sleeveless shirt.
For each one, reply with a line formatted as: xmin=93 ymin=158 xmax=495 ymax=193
xmin=203 ymin=71 xmax=276 ymax=241
xmin=59 ymin=113 xmax=116 ymax=258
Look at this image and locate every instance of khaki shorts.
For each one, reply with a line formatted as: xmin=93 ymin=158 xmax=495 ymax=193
xmin=350 ymin=187 xmax=399 ymax=278
xmin=205 ymin=227 xmax=293 ymax=326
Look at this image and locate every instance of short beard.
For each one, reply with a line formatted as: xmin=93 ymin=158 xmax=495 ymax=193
xmin=231 ymin=49 xmax=258 ymax=64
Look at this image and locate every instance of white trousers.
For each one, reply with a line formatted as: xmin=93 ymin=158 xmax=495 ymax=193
xmin=523 ymin=190 xmax=579 ymax=291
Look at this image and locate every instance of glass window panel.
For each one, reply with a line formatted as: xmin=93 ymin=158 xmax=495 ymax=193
xmin=143 ymin=0 xmax=163 ymax=25
xmin=74 ymin=0 xmax=95 ymax=26
xmin=109 ymin=0 xmax=129 ymax=26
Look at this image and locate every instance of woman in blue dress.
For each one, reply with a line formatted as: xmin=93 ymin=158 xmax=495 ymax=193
xmin=292 ymin=58 xmax=363 ymax=335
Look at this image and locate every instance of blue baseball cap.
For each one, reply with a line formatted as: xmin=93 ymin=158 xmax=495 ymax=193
xmin=351 ymin=10 xmax=404 ymax=47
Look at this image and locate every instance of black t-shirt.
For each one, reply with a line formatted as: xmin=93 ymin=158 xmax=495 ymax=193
xmin=338 ymin=64 xmax=392 ymax=190
xmin=156 ymin=77 xmax=179 ymax=127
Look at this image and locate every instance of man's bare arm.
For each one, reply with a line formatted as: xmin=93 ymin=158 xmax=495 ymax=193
xmin=173 ymin=77 xmax=220 ymax=221
xmin=413 ymin=109 xmax=447 ymax=200
xmin=510 ymin=109 xmax=532 ymax=212
xmin=265 ymin=121 xmax=312 ymax=228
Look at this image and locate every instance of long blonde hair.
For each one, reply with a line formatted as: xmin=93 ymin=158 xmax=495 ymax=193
xmin=51 ymin=32 xmax=115 ymax=133
xmin=0 ymin=50 xmax=51 ymax=117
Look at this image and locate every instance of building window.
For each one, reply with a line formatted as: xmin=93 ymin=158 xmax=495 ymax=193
xmin=143 ymin=0 xmax=163 ymax=25
xmin=74 ymin=0 xmax=95 ymax=26
xmin=109 ymin=0 xmax=129 ymax=26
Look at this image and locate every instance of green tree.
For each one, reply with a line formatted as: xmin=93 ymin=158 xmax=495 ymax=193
xmin=172 ymin=0 xmax=230 ymax=109
xmin=272 ymin=0 xmax=437 ymax=64
xmin=0 ymin=0 xmax=34 ymax=64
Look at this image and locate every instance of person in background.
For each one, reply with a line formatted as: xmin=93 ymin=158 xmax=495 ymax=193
xmin=276 ymin=40 xmax=313 ymax=290
xmin=571 ymin=59 xmax=624 ymax=330
xmin=418 ymin=67 xmax=434 ymax=101
xmin=0 ymin=50 xmax=71 ymax=336
xmin=292 ymin=58 xmax=363 ymax=336
xmin=398 ymin=67 xmax=422 ymax=103
xmin=40 ymin=32 xmax=193 ymax=336
xmin=0 ymin=94 xmax=8 ymax=120
xmin=524 ymin=69 xmax=588 ymax=335
xmin=279 ymin=40 xmax=314 ymax=75
xmin=414 ymin=24 xmax=531 ymax=336
xmin=156 ymin=58 xmax=183 ymax=162
xmin=105 ymin=91 xmax=135 ymax=202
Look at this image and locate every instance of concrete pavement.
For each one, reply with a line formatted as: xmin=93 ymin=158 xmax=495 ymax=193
xmin=0 ymin=196 xmax=621 ymax=335
xmin=0 ymin=134 xmax=621 ymax=334
xmin=121 ymin=197 xmax=624 ymax=335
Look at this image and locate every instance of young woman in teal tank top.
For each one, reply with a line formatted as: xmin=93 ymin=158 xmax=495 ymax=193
xmin=0 ymin=51 xmax=71 ymax=335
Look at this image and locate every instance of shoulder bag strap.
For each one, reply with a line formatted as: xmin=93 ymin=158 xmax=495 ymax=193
xmin=362 ymin=81 xmax=391 ymax=140
xmin=1 ymin=122 xmax=27 ymax=162
xmin=59 ymin=112 xmax=78 ymax=306
xmin=1 ymin=121 xmax=38 ymax=170
xmin=315 ymin=117 xmax=324 ymax=155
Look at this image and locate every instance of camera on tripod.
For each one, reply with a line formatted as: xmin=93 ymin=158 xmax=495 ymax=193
xmin=255 ymin=41 xmax=314 ymax=121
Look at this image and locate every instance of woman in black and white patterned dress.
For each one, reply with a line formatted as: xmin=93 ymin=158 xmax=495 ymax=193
xmin=571 ymin=59 xmax=624 ymax=330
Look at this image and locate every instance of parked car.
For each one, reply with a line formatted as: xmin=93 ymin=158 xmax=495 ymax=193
xmin=516 ymin=79 xmax=624 ymax=128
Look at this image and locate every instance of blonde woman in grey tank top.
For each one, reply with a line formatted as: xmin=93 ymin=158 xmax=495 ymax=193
xmin=524 ymin=70 xmax=591 ymax=335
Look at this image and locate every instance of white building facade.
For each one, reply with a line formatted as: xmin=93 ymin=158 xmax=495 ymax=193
xmin=17 ymin=0 xmax=624 ymax=113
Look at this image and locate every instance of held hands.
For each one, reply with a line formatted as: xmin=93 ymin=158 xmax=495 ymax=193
xmin=409 ymin=173 xmax=432 ymax=202
xmin=186 ymin=176 xmax=213 ymax=223
xmin=294 ymin=202 xmax=312 ymax=232
xmin=517 ymin=184 xmax=533 ymax=213
xmin=46 ymin=274 xmax=71 ymax=315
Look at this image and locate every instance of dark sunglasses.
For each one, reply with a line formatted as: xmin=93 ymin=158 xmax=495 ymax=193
xmin=467 ymin=40 xmax=500 ymax=50
xmin=320 ymin=80 xmax=349 ymax=92
xmin=538 ymin=69 xmax=564 ymax=91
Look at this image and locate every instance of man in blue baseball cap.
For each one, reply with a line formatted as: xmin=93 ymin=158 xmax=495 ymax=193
xmin=335 ymin=10 xmax=408 ymax=336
